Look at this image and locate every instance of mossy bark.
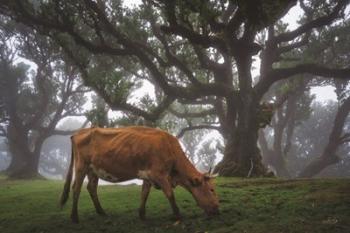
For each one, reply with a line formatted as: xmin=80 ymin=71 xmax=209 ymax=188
xmin=216 ymin=99 xmax=267 ymax=177
xmin=5 ymin=124 xmax=42 ymax=179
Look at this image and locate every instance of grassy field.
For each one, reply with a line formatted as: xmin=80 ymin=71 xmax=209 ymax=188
xmin=0 ymin=176 xmax=349 ymax=233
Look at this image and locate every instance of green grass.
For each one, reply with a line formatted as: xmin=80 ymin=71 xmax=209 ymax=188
xmin=0 ymin=176 xmax=349 ymax=233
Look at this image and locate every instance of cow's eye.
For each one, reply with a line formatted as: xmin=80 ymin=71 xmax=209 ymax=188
xmin=210 ymin=189 xmax=214 ymax=193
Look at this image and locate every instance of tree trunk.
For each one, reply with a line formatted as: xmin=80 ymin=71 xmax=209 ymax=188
xmin=297 ymin=151 xmax=339 ymax=178
xmin=216 ymin=101 xmax=267 ymax=177
xmin=6 ymin=151 xmax=40 ymax=178
xmin=215 ymin=50 xmax=269 ymax=177
xmin=5 ymin=124 xmax=41 ymax=179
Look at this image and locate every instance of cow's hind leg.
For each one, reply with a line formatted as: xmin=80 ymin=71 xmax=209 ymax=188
xmin=139 ymin=180 xmax=151 ymax=220
xmin=87 ymin=171 xmax=106 ymax=216
xmin=158 ymin=178 xmax=181 ymax=220
xmin=71 ymin=168 xmax=86 ymax=223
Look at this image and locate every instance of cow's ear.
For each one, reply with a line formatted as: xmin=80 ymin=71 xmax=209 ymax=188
xmin=190 ymin=177 xmax=202 ymax=187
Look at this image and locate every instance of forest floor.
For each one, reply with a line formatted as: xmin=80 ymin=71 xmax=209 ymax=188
xmin=0 ymin=176 xmax=349 ymax=233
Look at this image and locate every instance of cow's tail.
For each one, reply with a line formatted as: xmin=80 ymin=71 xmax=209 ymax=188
xmin=59 ymin=136 xmax=74 ymax=209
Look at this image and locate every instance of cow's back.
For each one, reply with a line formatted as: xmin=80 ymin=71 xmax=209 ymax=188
xmin=72 ymin=126 xmax=179 ymax=182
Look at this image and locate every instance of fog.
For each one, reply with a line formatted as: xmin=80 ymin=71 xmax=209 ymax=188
xmin=0 ymin=0 xmax=349 ymax=180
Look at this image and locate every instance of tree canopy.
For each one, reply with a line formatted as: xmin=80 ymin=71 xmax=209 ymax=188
xmin=0 ymin=0 xmax=349 ymax=177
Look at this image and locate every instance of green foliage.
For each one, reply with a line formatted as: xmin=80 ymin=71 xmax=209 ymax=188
xmin=88 ymin=67 xmax=132 ymax=104
xmin=85 ymin=95 xmax=109 ymax=127
xmin=238 ymin=0 xmax=296 ymax=30
xmin=0 ymin=177 xmax=349 ymax=233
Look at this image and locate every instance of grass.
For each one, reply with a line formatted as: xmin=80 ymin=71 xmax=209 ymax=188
xmin=0 ymin=176 xmax=349 ymax=233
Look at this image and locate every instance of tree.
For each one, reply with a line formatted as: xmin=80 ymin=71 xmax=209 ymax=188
xmin=161 ymin=102 xmax=219 ymax=164
xmin=0 ymin=24 xmax=87 ymax=178
xmin=86 ymin=94 xmax=110 ymax=127
xmin=299 ymin=81 xmax=350 ymax=177
xmin=40 ymin=118 xmax=85 ymax=178
xmin=258 ymin=78 xmax=312 ymax=177
xmin=1 ymin=0 xmax=350 ymax=176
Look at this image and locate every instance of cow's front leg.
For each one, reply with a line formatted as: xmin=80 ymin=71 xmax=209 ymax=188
xmin=158 ymin=178 xmax=181 ymax=220
xmin=139 ymin=181 xmax=151 ymax=220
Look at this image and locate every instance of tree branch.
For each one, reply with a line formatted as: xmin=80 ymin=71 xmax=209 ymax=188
xmin=168 ymin=107 xmax=216 ymax=118
xmin=276 ymin=32 xmax=310 ymax=55
xmin=273 ymin=0 xmax=349 ymax=44
xmin=271 ymin=64 xmax=350 ymax=82
xmin=176 ymin=125 xmax=221 ymax=138
xmin=158 ymin=1 xmax=227 ymax=53
xmin=256 ymin=64 xmax=350 ymax=98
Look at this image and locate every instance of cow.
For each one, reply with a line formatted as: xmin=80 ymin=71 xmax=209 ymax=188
xmin=60 ymin=126 xmax=219 ymax=223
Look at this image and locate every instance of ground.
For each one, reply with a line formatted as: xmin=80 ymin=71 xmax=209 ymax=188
xmin=0 ymin=176 xmax=349 ymax=233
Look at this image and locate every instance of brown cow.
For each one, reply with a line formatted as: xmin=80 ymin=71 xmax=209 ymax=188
xmin=60 ymin=126 xmax=219 ymax=223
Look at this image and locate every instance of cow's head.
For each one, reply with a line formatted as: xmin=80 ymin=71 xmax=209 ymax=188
xmin=185 ymin=172 xmax=219 ymax=216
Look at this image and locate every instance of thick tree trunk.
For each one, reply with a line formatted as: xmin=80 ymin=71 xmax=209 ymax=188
xmin=215 ymin=50 xmax=269 ymax=177
xmin=5 ymin=150 xmax=26 ymax=174
xmin=216 ymin=101 xmax=267 ymax=177
xmin=6 ymin=150 xmax=40 ymax=179
xmin=216 ymin=133 xmax=266 ymax=177
xmin=5 ymin=124 xmax=41 ymax=179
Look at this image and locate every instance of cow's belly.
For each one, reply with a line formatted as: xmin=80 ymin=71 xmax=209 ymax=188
xmin=90 ymin=164 xmax=125 ymax=182
xmin=89 ymin=163 xmax=152 ymax=183
xmin=89 ymin=151 xmax=158 ymax=183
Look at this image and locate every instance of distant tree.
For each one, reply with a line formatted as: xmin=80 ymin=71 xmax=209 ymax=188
xmin=196 ymin=140 xmax=221 ymax=172
xmin=259 ymin=78 xmax=313 ymax=177
xmin=287 ymin=101 xmax=337 ymax=176
xmin=0 ymin=137 xmax=10 ymax=170
xmin=40 ymin=118 xmax=85 ymax=178
xmin=86 ymin=94 xmax=110 ymax=127
xmin=162 ymin=102 xmax=219 ymax=163
xmin=259 ymin=7 xmax=350 ymax=177
xmin=1 ymin=0 xmax=350 ymax=176
xmin=0 ymin=24 xmax=87 ymax=178
xmin=299 ymin=81 xmax=350 ymax=177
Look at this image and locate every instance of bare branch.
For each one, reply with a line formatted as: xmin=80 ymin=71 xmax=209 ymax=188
xmin=271 ymin=64 xmax=350 ymax=81
xmin=276 ymin=32 xmax=310 ymax=55
xmin=168 ymin=108 xmax=216 ymax=118
xmin=338 ymin=133 xmax=350 ymax=145
xmin=176 ymin=125 xmax=221 ymax=138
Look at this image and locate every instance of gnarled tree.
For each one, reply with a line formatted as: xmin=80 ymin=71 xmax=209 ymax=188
xmin=1 ymin=0 xmax=350 ymax=176
xmin=0 ymin=24 xmax=87 ymax=178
